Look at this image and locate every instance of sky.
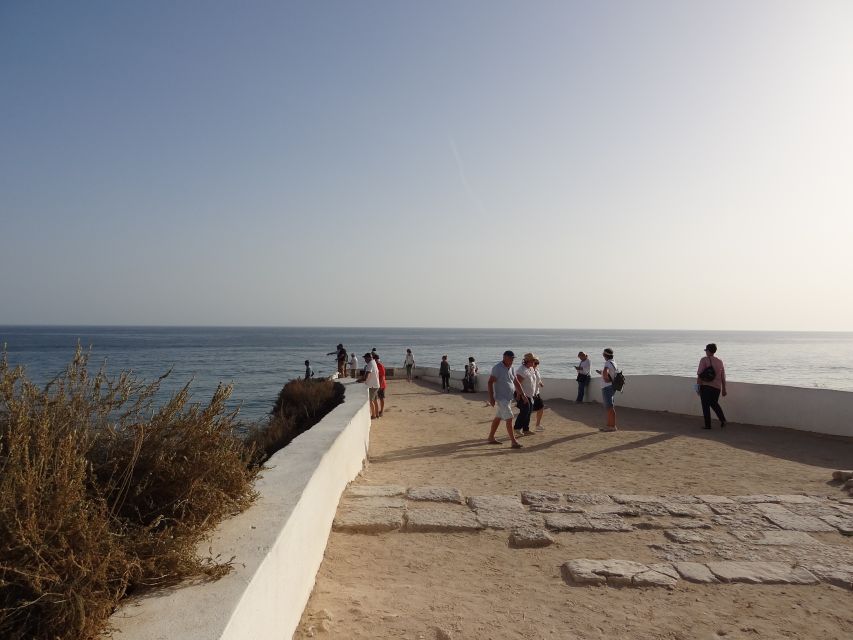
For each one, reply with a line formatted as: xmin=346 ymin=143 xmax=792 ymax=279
xmin=1 ymin=1 xmax=852 ymax=330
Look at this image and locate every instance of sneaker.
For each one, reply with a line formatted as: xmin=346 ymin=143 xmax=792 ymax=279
xmin=535 ymin=426 xmax=544 ymax=432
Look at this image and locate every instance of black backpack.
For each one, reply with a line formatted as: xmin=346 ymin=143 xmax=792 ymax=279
xmin=698 ymin=358 xmax=716 ymax=382
xmin=612 ymin=370 xmax=626 ymax=392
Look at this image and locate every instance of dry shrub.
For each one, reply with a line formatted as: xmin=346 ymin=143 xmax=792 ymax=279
xmin=0 ymin=348 xmax=258 ymax=640
xmin=245 ymin=379 xmax=344 ymax=462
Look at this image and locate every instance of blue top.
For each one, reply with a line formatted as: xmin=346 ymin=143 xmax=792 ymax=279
xmin=490 ymin=361 xmax=516 ymax=402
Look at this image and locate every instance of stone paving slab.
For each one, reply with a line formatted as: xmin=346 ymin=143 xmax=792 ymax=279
xmin=756 ymin=504 xmax=837 ymax=532
xmin=544 ymin=513 xmax=632 ymax=532
xmin=728 ymin=529 xmax=820 ymax=546
xmin=675 ymin=562 xmax=719 ymax=583
xmin=664 ymin=503 xmax=712 ymax=517
xmin=520 ymin=490 xmax=561 ymax=504
xmin=404 ymin=507 xmax=482 ymax=533
xmin=706 ymin=561 xmax=819 ymax=585
xmin=406 ymin=486 xmax=465 ymax=504
xmin=347 ymin=484 xmax=407 ymax=498
xmin=665 ymin=529 xmax=708 ymax=544
xmin=528 ymin=503 xmax=585 ymax=514
xmin=735 ymin=495 xmax=782 ymax=504
xmin=561 ymin=559 xmax=676 ymax=588
xmin=565 ymin=493 xmax=614 ymax=505
xmin=333 ymin=506 xmax=405 ymax=533
xmin=774 ymin=494 xmax=818 ymax=504
xmin=341 ymin=496 xmax=407 ymax=509
xmin=508 ymin=526 xmax=555 ymax=548
xmin=695 ymin=495 xmax=736 ymax=505
xmin=805 ymin=564 xmax=853 ymax=590
xmin=820 ymin=514 xmax=853 ymax=535
xmin=468 ymin=494 xmax=543 ymax=529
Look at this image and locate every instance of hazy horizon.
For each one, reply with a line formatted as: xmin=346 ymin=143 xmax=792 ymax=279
xmin=2 ymin=2 xmax=851 ymax=331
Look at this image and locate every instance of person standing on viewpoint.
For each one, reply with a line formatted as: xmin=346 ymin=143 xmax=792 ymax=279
xmin=374 ymin=353 xmax=387 ymax=417
xmin=532 ymin=357 xmax=546 ymax=431
xmin=697 ymin=343 xmax=727 ymax=429
xmin=326 ymin=343 xmax=348 ymax=378
xmin=467 ymin=356 xmax=479 ymax=392
xmin=403 ymin=349 xmax=415 ymax=382
xmin=304 ymin=360 xmax=314 ymax=380
xmin=439 ymin=355 xmax=451 ymax=392
xmin=513 ymin=353 xmax=537 ymax=436
xmin=574 ymin=351 xmax=591 ymax=403
xmin=595 ymin=348 xmax=618 ymax=432
xmin=487 ymin=351 xmax=525 ymax=448
xmin=349 ymin=352 xmax=359 ymax=379
xmin=360 ymin=352 xmax=381 ymax=419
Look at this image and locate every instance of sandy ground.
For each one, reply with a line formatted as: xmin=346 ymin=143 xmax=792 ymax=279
xmin=294 ymin=380 xmax=853 ymax=640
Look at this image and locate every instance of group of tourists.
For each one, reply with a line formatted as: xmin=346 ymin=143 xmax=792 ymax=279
xmin=324 ymin=341 xmax=728 ymax=444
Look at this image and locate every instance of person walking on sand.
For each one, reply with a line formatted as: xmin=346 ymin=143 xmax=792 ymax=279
xmin=304 ymin=360 xmax=314 ymax=380
xmin=349 ymin=352 xmax=359 ymax=379
xmin=513 ymin=353 xmax=536 ymax=436
xmin=361 ymin=352 xmax=381 ymax=419
xmin=574 ymin=351 xmax=591 ymax=403
xmin=439 ymin=355 xmax=451 ymax=392
xmin=486 ymin=350 xmax=525 ymax=448
xmin=595 ymin=348 xmax=618 ymax=432
xmin=697 ymin=343 xmax=727 ymax=430
xmin=374 ymin=353 xmax=387 ymax=417
xmin=532 ymin=357 xmax=546 ymax=431
xmin=403 ymin=349 xmax=415 ymax=382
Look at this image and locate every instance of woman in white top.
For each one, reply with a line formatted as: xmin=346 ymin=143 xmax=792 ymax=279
xmin=348 ymin=353 xmax=359 ymax=379
xmin=403 ymin=349 xmax=415 ymax=382
xmin=532 ymin=358 xmax=546 ymax=431
xmin=595 ymin=348 xmax=618 ymax=432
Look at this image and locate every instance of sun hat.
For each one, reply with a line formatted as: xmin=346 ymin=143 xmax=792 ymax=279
xmin=603 ymin=348 xmax=614 ymax=357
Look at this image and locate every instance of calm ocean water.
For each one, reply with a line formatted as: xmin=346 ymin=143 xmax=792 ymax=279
xmin=2 ymin=326 xmax=852 ymax=422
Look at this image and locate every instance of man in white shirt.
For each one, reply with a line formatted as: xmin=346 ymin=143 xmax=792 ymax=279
xmin=574 ymin=351 xmax=591 ymax=403
xmin=349 ymin=353 xmax=359 ymax=379
xmin=361 ymin=352 xmax=381 ymax=419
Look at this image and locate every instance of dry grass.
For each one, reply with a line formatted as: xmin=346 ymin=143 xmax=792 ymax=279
xmin=0 ymin=348 xmax=258 ymax=640
xmin=245 ymin=378 xmax=345 ymax=463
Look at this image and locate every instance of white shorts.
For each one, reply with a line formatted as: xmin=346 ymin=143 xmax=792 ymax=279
xmin=495 ymin=399 xmax=514 ymax=420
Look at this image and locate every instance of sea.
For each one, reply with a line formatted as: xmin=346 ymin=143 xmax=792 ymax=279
xmin=1 ymin=326 xmax=851 ymax=422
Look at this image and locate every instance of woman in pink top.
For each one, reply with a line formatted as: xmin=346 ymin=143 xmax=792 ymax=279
xmin=696 ymin=343 xmax=727 ymax=429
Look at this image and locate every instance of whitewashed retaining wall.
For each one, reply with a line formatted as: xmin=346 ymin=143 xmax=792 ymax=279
xmin=414 ymin=367 xmax=853 ymax=438
xmin=110 ymin=380 xmax=371 ymax=640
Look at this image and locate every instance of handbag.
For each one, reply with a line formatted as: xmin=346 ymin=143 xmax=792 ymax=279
xmin=698 ymin=357 xmax=716 ymax=382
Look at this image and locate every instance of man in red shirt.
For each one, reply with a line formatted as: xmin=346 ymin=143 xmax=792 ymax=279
xmin=374 ymin=353 xmax=387 ymax=417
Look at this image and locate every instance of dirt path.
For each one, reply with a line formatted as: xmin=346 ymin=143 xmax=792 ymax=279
xmin=295 ymin=380 xmax=853 ymax=640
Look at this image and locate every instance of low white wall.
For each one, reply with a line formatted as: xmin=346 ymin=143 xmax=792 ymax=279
xmin=110 ymin=380 xmax=371 ymax=640
xmin=413 ymin=367 xmax=853 ymax=438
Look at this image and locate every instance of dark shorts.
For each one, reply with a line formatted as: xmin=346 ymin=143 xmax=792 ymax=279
xmin=532 ymin=394 xmax=544 ymax=411
xmin=378 ymin=388 xmax=386 ymax=399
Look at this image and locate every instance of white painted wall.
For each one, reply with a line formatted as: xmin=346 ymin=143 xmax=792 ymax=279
xmin=413 ymin=367 xmax=853 ymax=438
xmin=110 ymin=380 xmax=372 ymax=640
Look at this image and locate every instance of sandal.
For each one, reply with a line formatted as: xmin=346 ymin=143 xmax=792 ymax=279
xmin=599 ymin=427 xmax=618 ymax=432
xmin=487 ymin=439 xmax=501 ymax=445
xmin=511 ymin=442 xmax=523 ymax=449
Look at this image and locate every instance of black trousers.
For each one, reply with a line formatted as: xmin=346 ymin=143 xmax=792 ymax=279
xmin=514 ymin=396 xmax=533 ymax=432
xmin=699 ymin=385 xmax=726 ymax=428
xmin=576 ymin=376 xmax=589 ymax=402
xmin=440 ymin=374 xmax=450 ymax=389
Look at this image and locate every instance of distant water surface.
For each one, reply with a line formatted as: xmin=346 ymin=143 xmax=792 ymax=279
xmin=2 ymin=326 xmax=851 ymax=422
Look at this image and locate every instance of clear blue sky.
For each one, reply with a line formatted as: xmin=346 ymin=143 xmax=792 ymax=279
xmin=2 ymin=1 xmax=851 ymax=330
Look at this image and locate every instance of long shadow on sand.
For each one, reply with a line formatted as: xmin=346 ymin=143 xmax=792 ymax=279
xmin=545 ymin=396 xmax=853 ymax=470
xmin=370 ymin=438 xmax=498 ymax=464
